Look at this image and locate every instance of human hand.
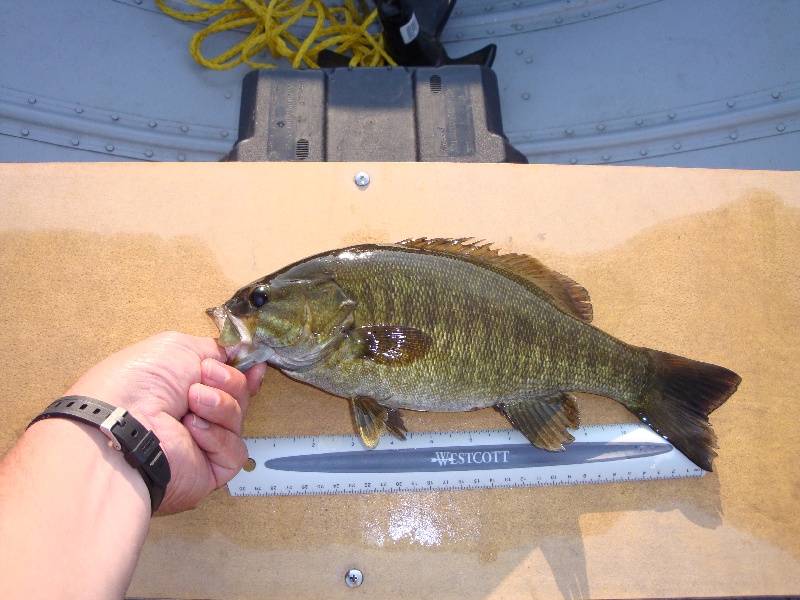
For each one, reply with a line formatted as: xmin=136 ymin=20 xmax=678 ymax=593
xmin=64 ymin=331 xmax=267 ymax=514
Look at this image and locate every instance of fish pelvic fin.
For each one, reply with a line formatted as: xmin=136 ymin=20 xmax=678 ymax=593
xmin=497 ymin=392 xmax=581 ymax=451
xmin=634 ymin=350 xmax=741 ymax=472
xmin=351 ymin=396 xmax=408 ymax=449
xmin=397 ymin=238 xmax=593 ymax=323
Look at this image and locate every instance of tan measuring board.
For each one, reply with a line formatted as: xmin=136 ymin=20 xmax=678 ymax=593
xmin=1 ymin=162 xmax=798 ymax=599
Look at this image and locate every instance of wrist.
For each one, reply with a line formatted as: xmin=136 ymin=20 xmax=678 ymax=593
xmin=0 ymin=418 xmax=152 ymax=598
xmin=28 ymin=396 xmax=171 ymax=514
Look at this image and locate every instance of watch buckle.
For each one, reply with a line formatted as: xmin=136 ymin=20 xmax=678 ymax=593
xmin=99 ymin=407 xmax=128 ymax=451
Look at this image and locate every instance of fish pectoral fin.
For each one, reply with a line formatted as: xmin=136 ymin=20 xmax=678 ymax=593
xmin=497 ymin=392 xmax=581 ymax=451
xmin=351 ymin=325 xmax=431 ymax=365
xmin=351 ymin=396 xmax=407 ymax=449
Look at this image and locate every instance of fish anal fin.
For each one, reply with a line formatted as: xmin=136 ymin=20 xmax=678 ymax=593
xmin=351 ymin=396 xmax=407 ymax=449
xmin=497 ymin=392 xmax=581 ymax=451
xmin=352 ymin=325 xmax=432 ymax=365
xmin=397 ymin=238 xmax=593 ymax=323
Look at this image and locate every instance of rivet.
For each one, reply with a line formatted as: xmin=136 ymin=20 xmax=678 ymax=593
xmin=111 ymin=114 xmax=120 ymax=121
xmin=455 ymin=8 xmax=462 ymax=15
xmin=522 ymin=92 xmax=530 ymax=100
xmin=772 ymin=91 xmax=781 ymax=99
xmin=354 ymin=171 xmax=370 ymax=188
xmin=565 ymin=128 xmax=574 ymax=135
xmin=225 ymin=91 xmax=233 ymax=99
xmin=106 ymin=144 xmax=114 ymax=152
xmin=487 ymin=28 xmax=494 ymax=34
xmin=635 ymin=118 xmax=643 ymax=126
xmin=149 ymin=121 xmax=157 ymax=128
xmin=570 ymin=158 xmax=578 ymax=164
xmin=524 ymin=133 xmax=531 ymax=139
xmin=145 ymin=150 xmax=154 ymax=158
xmin=597 ymin=123 xmax=605 ymax=131
xmin=71 ymin=138 xmax=79 ymax=146
xmin=221 ymin=131 xmax=229 ymax=138
xmin=727 ymin=99 xmax=735 ymax=108
xmin=345 ymin=569 xmax=363 ymax=587
xmin=555 ymin=16 xmax=563 ymax=23
xmin=602 ymin=154 xmax=611 ymax=161
xmin=525 ymin=57 xmax=532 ymax=64
xmin=513 ymin=0 xmax=521 ymax=6
xmin=75 ymin=107 xmax=84 ymax=114
xmin=639 ymin=149 xmax=647 ymax=156
xmin=673 ymin=142 xmax=682 ymax=150
xmin=28 ymin=97 xmax=36 ymax=104
xmin=583 ymin=11 xmax=590 ymax=17
xmin=515 ymin=49 xmax=523 ymax=55
xmin=134 ymin=0 xmax=142 ymax=4
xmin=514 ymin=23 xmax=523 ymax=30
xmin=277 ymin=121 xmax=285 ymax=128
xmin=777 ymin=123 xmax=786 ymax=132
xmin=181 ymin=125 xmax=189 ymax=132
xmin=456 ymin=32 xmax=464 ymax=39
xmin=617 ymin=2 xmax=625 ymax=7
xmin=484 ymin=5 xmax=493 ymax=12
xmin=21 ymin=128 xmax=30 ymax=136
xmin=178 ymin=153 xmax=186 ymax=161
xmin=730 ymin=132 xmax=738 ymax=140
xmin=668 ymin=111 xmax=676 ymax=119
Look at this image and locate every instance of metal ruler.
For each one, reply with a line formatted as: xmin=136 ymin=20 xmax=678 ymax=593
xmin=228 ymin=423 xmax=704 ymax=497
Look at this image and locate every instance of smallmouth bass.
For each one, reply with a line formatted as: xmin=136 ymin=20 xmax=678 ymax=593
xmin=207 ymin=238 xmax=740 ymax=471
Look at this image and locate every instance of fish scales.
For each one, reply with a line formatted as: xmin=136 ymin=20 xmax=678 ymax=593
xmin=300 ymin=247 xmax=650 ymax=412
xmin=208 ymin=238 xmax=740 ymax=471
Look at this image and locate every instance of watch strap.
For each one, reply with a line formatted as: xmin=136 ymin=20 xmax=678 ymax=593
xmin=28 ymin=395 xmax=171 ymax=513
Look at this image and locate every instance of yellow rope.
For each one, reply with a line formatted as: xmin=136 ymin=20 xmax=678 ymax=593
xmin=155 ymin=0 xmax=396 ymax=70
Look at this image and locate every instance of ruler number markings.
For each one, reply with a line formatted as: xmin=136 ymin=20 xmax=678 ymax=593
xmin=229 ymin=424 xmax=702 ymax=496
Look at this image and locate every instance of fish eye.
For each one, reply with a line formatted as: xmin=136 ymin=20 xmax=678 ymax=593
xmin=249 ymin=286 xmax=270 ymax=308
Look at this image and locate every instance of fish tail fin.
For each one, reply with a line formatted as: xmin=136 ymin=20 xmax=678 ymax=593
xmin=635 ymin=349 xmax=741 ymax=471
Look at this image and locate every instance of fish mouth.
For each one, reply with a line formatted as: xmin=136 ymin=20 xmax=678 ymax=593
xmin=206 ymin=305 xmax=257 ymax=367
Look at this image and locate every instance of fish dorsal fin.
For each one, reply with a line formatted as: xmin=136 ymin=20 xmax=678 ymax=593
xmin=397 ymin=238 xmax=593 ymax=323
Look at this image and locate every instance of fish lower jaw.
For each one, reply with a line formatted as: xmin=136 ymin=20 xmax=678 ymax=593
xmin=225 ymin=342 xmax=255 ymax=365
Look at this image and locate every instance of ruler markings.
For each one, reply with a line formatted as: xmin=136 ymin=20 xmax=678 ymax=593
xmin=228 ymin=423 xmax=703 ymax=497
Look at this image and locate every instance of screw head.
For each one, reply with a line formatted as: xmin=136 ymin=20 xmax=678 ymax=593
xmin=354 ymin=172 xmax=370 ymax=187
xmin=345 ymin=569 xmax=363 ymax=587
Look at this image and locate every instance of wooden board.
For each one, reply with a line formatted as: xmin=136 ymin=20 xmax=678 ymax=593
xmin=1 ymin=162 xmax=798 ymax=598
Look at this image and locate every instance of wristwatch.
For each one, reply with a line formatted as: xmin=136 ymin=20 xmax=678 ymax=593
xmin=28 ymin=395 xmax=171 ymax=514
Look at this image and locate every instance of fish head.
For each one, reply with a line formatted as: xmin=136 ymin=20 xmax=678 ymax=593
xmin=207 ymin=274 xmax=356 ymax=372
